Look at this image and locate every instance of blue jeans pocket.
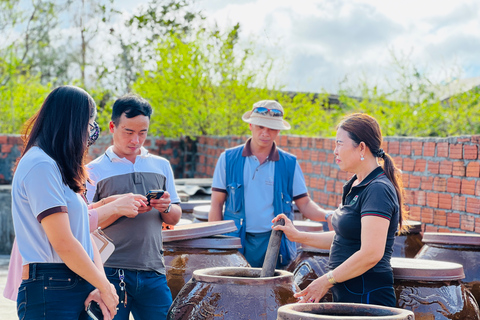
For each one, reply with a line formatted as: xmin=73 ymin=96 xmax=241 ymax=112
xmin=17 ymin=286 xmax=26 ymax=320
xmin=46 ymin=275 xmax=79 ymax=290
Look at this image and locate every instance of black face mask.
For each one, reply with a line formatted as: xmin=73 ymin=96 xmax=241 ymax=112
xmin=88 ymin=121 xmax=100 ymax=147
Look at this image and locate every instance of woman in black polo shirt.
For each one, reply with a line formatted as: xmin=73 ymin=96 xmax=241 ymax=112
xmin=273 ymin=113 xmax=407 ymax=307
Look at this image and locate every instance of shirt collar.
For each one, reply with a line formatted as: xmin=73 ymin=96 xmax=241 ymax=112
xmin=241 ymin=138 xmax=280 ymax=161
xmin=105 ymin=146 xmax=149 ymax=162
xmin=345 ymin=166 xmax=385 ymax=189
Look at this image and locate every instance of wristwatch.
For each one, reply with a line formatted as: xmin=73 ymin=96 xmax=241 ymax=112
xmin=163 ymin=204 xmax=172 ymax=213
xmin=324 ymin=210 xmax=334 ymax=220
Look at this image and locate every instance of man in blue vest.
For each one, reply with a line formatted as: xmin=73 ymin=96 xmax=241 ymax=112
xmin=209 ymin=100 xmax=333 ymax=268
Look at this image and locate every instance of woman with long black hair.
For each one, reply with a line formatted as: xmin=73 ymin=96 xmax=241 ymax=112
xmin=12 ymin=86 xmax=118 ymax=319
xmin=274 ymin=113 xmax=407 ymax=307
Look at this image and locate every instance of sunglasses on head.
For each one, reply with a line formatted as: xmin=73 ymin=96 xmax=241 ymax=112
xmin=253 ymin=107 xmax=283 ymax=117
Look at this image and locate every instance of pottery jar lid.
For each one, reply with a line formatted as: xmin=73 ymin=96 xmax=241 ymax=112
xmin=163 ymin=235 xmax=242 ymax=249
xmin=422 ymin=232 xmax=480 ymax=246
xmin=391 ymin=257 xmax=465 ymax=281
xmin=293 ymin=220 xmax=324 ymax=233
xmin=193 ymin=205 xmax=210 ymax=220
xmin=163 ymin=220 xmax=237 ymax=242
xmin=179 ymin=200 xmax=211 ymax=213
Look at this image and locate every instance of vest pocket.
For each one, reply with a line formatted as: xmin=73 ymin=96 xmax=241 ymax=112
xmin=226 ymin=183 xmax=243 ymax=213
xmin=281 ymin=192 xmax=293 ymax=214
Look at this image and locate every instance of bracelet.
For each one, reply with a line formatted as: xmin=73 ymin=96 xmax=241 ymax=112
xmin=326 ymin=271 xmax=337 ymax=285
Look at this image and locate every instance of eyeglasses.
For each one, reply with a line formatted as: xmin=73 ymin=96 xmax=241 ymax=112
xmin=253 ymin=107 xmax=283 ymax=117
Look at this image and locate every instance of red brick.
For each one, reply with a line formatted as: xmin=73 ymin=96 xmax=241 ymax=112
xmin=314 ymin=164 xmax=322 ymax=175
xmin=476 ymin=217 xmax=480 ymax=233
xmin=437 ymin=142 xmax=449 ymax=157
xmin=439 ymin=161 xmax=453 ymax=175
xmin=409 ymin=175 xmax=421 ymax=189
xmin=326 ymin=180 xmax=335 ymax=192
xmin=426 ymin=192 xmax=439 ymax=208
xmin=461 ymin=215 xmax=475 ymax=232
xmin=428 ymin=161 xmax=439 ymax=174
xmin=422 ymin=207 xmax=434 ymax=223
xmin=447 ymin=212 xmax=461 ymax=228
xmin=403 ymin=158 xmax=415 ymax=171
xmin=288 ymin=136 xmax=301 ymax=147
xmin=466 ymin=162 xmax=480 ymax=177
xmin=0 ymin=135 xmax=7 ymax=144
xmin=318 ymin=151 xmax=327 ymax=162
xmin=466 ymin=198 xmax=480 ymax=214
xmin=423 ymin=142 xmax=436 ymax=157
xmin=392 ymin=157 xmax=402 ymax=169
xmin=477 ymin=181 xmax=480 ymax=197
xmin=301 ymin=137 xmax=310 ymax=148
xmin=414 ymin=159 xmax=427 ymax=172
xmin=329 ymin=167 xmax=339 ymax=179
xmin=404 ymin=190 xmax=414 ymax=205
xmin=437 ymin=227 xmax=451 ymax=232
xmin=317 ymin=178 xmax=326 ymax=190
xmin=400 ymin=141 xmax=411 ymax=155
xmin=433 ymin=177 xmax=447 ymax=192
xmin=438 ymin=194 xmax=452 ymax=209
xmin=421 ymin=177 xmax=434 ymax=190
xmin=449 ymin=144 xmax=463 ymax=159
xmin=1 ymin=144 xmax=12 ymax=153
xmin=464 ymin=145 xmax=478 ymax=160
xmin=415 ymin=191 xmax=426 ymax=206
xmin=323 ymin=139 xmax=334 ymax=150
xmin=322 ymin=165 xmax=330 ymax=176
xmin=452 ymin=161 xmax=466 ymax=177
xmin=411 ymin=141 xmax=423 ymax=156
xmin=447 ymin=178 xmax=461 ymax=194
xmin=402 ymin=173 xmax=409 ymax=188
xmin=328 ymin=194 xmax=337 ymax=207
xmin=452 ymin=195 xmax=466 ymax=211
xmin=327 ymin=153 xmax=335 ymax=164
xmin=305 ymin=162 xmax=313 ymax=174
xmin=425 ymin=225 xmax=439 ymax=232
xmin=461 ymin=179 xmax=476 ymax=195
xmin=408 ymin=206 xmax=421 ymax=221
xmin=335 ymin=181 xmax=344 ymax=194
xmin=433 ymin=209 xmax=447 ymax=226
xmin=388 ymin=141 xmax=400 ymax=155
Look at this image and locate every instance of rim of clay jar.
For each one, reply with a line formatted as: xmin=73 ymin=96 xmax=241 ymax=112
xmin=422 ymin=232 xmax=480 ymax=246
xmin=191 ymin=267 xmax=295 ymax=285
xmin=277 ymin=303 xmax=415 ymax=320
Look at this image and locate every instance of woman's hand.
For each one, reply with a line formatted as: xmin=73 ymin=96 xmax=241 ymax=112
xmin=294 ymin=275 xmax=332 ymax=303
xmin=84 ymin=288 xmax=117 ymax=320
xmin=110 ymin=193 xmax=148 ymax=218
xmin=272 ymin=213 xmax=300 ymax=242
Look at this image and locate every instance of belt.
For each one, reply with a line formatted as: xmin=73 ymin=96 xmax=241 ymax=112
xmin=21 ymin=263 xmax=73 ymax=280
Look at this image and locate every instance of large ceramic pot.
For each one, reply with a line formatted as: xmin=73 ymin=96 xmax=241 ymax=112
xmin=415 ymin=232 xmax=480 ymax=305
xmin=392 ymin=220 xmax=423 ymax=258
xmin=277 ymin=303 xmax=414 ymax=319
xmin=192 ymin=205 xmax=210 ymax=223
xmin=285 ymin=245 xmax=332 ymax=302
xmin=168 ymin=267 xmax=299 ymax=320
xmin=164 ymin=235 xmax=249 ymax=299
xmin=392 ymin=257 xmax=480 ymax=320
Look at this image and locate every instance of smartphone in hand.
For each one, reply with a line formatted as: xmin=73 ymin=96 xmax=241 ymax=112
xmin=86 ymin=301 xmax=103 ymax=320
xmin=146 ymin=189 xmax=165 ymax=205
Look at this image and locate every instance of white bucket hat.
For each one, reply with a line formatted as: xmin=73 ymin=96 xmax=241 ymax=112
xmin=241 ymin=100 xmax=291 ymax=130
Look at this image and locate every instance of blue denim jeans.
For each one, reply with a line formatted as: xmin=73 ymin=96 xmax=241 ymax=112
xmin=17 ymin=263 xmax=93 ymax=320
xmin=104 ymin=267 xmax=172 ymax=320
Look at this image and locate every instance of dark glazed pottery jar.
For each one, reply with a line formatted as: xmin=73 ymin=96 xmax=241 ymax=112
xmin=392 ymin=257 xmax=480 ymax=320
xmin=415 ymin=232 xmax=480 ymax=306
xmin=392 ymin=220 xmax=423 ymax=258
xmin=277 ymin=303 xmax=414 ymax=319
xmin=168 ymin=267 xmax=299 ymax=320
xmin=285 ymin=245 xmax=332 ymax=302
xmin=163 ymin=235 xmax=249 ymax=299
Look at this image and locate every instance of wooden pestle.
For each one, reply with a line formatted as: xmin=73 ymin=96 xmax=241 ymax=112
xmin=261 ymin=218 xmax=285 ymax=277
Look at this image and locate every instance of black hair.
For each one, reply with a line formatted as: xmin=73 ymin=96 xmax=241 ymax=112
xmin=19 ymin=85 xmax=96 ymax=193
xmin=111 ymin=94 xmax=153 ymax=125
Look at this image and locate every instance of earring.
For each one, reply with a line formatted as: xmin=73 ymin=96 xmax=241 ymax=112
xmin=360 ymin=155 xmax=364 ymax=161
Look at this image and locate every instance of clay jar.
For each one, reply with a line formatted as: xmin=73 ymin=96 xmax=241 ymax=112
xmin=285 ymin=245 xmax=332 ymax=302
xmin=277 ymin=303 xmax=414 ymax=320
xmin=168 ymin=267 xmax=299 ymax=320
xmin=192 ymin=205 xmax=210 ymax=223
xmin=392 ymin=257 xmax=480 ymax=320
xmin=392 ymin=220 xmax=424 ymax=258
xmin=163 ymin=235 xmax=249 ymax=299
xmin=415 ymin=232 xmax=480 ymax=306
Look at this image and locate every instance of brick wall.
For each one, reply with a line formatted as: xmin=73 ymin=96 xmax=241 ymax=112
xmin=195 ymin=135 xmax=480 ymax=234
xmin=1 ymin=133 xmax=479 ymax=234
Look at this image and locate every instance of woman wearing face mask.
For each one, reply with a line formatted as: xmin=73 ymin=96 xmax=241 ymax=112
xmin=11 ymin=86 xmax=120 ymax=319
xmin=273 ymin=113 xmax=407 ymax=307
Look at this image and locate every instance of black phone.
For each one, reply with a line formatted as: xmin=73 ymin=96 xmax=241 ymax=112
xmin=86 ymin=301 xmax=103 ymax=320
xmin=146 ymin=189 xmax=165 ymax=205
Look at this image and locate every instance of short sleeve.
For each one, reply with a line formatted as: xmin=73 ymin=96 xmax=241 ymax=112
xmin=292 ymin=161 xmax=308 ymax=200
xmin=163 ymin=161 xmax=180 ymax=204
xmin=23 ymin=161 xmax=68 ymax=222
xmin=211 ymin=152 xmax=227 ymax=192
xmin=360 ymin=182 xmax=398 ymax=221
